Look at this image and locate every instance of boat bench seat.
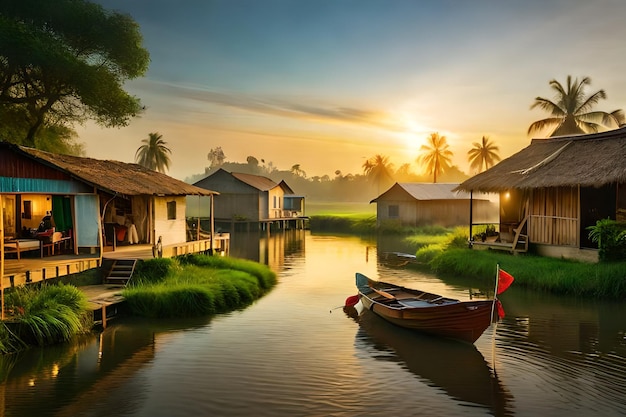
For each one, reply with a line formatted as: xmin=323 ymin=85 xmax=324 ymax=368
xmin=398 ymin=299 xmax=434 ymax=308
xmin=398 ymin=298 xmax=459 ymax=308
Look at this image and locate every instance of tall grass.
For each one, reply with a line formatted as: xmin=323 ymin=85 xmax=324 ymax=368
xmin=2 ymin=284 xmax=91 ymax=349
xmin=123 ymin=255 xmax=277 ymax=318
xmin=399 ymin=226 xmax=626 ymax=298
xmin=430 ymin=248 xmax=626 ymax=298
xmin=309 ymin=215 xmax=376 ymax=235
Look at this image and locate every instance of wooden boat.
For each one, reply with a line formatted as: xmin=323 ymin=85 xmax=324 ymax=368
xmin=345 ymin=305 xmax=511 ymax=413
xmin=355 ymin=272 xmax=498 ymax=343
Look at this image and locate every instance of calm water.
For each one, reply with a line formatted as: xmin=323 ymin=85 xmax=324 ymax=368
xmin=2 ymin=230 xmax=626 ymax=416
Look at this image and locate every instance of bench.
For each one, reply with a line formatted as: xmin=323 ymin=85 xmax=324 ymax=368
xmin=472 ymin=215 xmax=529 ymax=254
xmin=4 ymin=239 xmax=42 ymax=260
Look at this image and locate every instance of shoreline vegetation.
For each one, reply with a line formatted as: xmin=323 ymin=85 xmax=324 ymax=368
xmin=2 ymin=210 xmax=623 ymax=354
xmin=0 ymin=255 xmax=276 ymax=354
xmin=310 ymin=214 xmax=626 ymax=300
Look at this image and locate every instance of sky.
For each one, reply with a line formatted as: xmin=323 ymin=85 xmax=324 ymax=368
xmin=80 ymin=0 xmax=626 ymax=181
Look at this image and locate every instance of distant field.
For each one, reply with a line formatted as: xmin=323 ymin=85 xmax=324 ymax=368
xmin=305 ymin=201 xmax=376 ymax=216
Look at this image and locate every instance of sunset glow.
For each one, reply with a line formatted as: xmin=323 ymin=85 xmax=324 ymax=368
xmin=77 ymin=0 xmax=626 ymax=181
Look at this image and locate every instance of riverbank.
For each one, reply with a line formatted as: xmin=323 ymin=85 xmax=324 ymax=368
xmin=0 ymin=254 xmax=276 ymax=354
xmin=310 ymin=214 xmax=626 ymax=299
xmin=409 ymin=228 xmax=626 ymax=299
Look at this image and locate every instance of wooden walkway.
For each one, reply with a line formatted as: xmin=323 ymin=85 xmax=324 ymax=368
xmin=81 ymin=284 xmax=128 ymax=328
xmin=2 ymin=238 xmax=230 ymax=325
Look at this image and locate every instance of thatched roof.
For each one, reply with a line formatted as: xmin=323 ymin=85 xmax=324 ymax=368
xmin=13 ymin=144 xmax=217 ymax=197
xmin=456 ymin=127 xmax=626 ymax=193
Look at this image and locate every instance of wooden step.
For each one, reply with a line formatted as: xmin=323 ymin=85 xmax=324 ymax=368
xmin=105 ymin=259 xmax=137 ymax=286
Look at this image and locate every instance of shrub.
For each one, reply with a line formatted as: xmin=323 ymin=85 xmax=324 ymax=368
xmin=133 ymin=257 xmax=177 ymax=284
xmin=5 ymin=284 xmax=91 ymax=347
xmin=587 ymin=218 xmax=626 ymax=262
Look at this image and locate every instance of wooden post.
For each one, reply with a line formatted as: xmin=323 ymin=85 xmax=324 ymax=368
xmin=210 ymin=194 xmax=215 ymax=253
xmin=1 ymin=194 xmax=4 ymax=321
xmin=468 ymin=190 xmax=474 ymax=248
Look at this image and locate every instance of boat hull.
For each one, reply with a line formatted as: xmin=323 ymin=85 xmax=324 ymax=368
xmin=356 ymin=273 xmax=496 ymax=343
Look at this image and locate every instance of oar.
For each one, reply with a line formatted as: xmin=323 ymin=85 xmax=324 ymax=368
xmin=369 ymin=286 xmax=396 ymax=300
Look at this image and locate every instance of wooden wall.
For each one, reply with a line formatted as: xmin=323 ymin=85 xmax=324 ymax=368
xmin=529 ymin=186 xmax=578 ymax=246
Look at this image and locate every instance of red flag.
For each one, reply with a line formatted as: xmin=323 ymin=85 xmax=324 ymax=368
xmin=496 ymin=299 xmax=506 ymax=318
xmin=497 ymin=269 xmax=514 ymax=294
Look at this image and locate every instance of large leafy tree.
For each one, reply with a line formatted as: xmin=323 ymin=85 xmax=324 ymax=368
xmin=418 ymin=133 xmax=452 ymax=183
xmin=468 ymin=136 xmax=500 ymax=173
xmin=207 ymin=147 xmax=226 ymax=169
xmin=0 ymin=0 xmax=150 ymax=152
xmin=528 ymin=76 xmax=624 ymax=137
xmin=135 ymin=133 xmax=171 ymax=173
xmin=290 ymin=164 xmax=306 ymax=178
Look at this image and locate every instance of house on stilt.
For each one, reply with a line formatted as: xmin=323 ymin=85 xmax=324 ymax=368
xmin=456 ymin=126 xmax=626 ymax=261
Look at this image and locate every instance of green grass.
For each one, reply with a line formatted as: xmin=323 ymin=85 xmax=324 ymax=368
xmin=306 ymin=201 xmax=376 ymax=216
xmin=1 ymin=284 xmax=92 ymax=352
xmin=400 ymin=225 xmax=626 ymax=299
xmin=429 ymin=248 xmax=626 ymax=298
xmin=309 ymin=215 xmax=377 ymax=235
xmin=123 ymin=255 xmax=277 ymax=318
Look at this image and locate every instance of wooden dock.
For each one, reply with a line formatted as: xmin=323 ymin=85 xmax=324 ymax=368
xmin=2 ymin=238 xmax=231 ymax=325
xmin=81 ymin=284 xmax=127 ymax=328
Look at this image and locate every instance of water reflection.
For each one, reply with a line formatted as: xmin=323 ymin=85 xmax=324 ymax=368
xmin=0 ymin=317 xmax=213 ymax=417
xmin=345 ymin=303 xmax=513 ymax=415
xmin=229 ymin=229 xmax=306 ymax=270
xmin=1 ymin=231 xmax=626 ymax=416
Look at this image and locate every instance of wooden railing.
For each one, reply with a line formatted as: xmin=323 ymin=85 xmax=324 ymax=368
xmin=529 ymin=215 xmax=578 ymax=246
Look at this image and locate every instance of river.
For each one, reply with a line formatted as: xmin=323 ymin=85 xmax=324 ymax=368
xmin=1 ymin=230 xmax=626 ymax=416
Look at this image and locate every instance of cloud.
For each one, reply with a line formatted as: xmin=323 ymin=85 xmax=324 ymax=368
xmin=141 ymin=80 xmax=401 ymax=132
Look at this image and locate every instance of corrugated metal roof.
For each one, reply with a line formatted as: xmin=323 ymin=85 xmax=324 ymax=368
xmin=12 ymin=144 xmax=217 ymax=197
xmin=456 ymin=126 xmax=626 ymax=192
xmin=231 ymin=172 xmax=279 ymax=191
xmin=371 ymin=183 xmax=490 ymax=202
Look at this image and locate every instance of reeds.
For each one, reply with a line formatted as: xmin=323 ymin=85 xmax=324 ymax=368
xmin=123 ymin=255 xmax=277 ymax=318
xmin=429 ymin=248 xmax=626 ymax=299
xmin=1 ymin=284 xmax=91 ymax=351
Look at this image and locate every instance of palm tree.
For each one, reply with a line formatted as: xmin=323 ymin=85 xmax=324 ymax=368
xmin=135 ymin=132 xmax=171 ymax=173
xmin=418 ymin=132 xmax=452 ymax=183
xmin=468 ymin=136 xmax=500 ymax=173
xmin=528 ymin=76 xmax=625 ymax=137
xmin=363 ymin=154 xmax=394 ymax=194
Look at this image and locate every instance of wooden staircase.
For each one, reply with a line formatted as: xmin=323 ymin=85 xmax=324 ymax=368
xmin=105 ymin=259 xmax=137 ymax=286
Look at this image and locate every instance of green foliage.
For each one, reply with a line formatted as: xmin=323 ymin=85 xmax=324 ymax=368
xmin=133 ymin=258 xmax=177 ymax=284
xmin=0 ymin=0 xmax=150 ymax=148
xmin=587 ymin=218 xmax=626 ymax=262
xmin=309 ymin=215 xmax=376 ymax=235
xmin=123 ymin=255 xmax=276 ymax=318
xmin=429 ymin=247 xmax=626 ymax=299
xmin=135 ymin=132 xmax=172 ymax=173
xmin=4 ymin=284 xmax=91 ymax=347
xmin=177 ymin=254 xmax=277 ymax=290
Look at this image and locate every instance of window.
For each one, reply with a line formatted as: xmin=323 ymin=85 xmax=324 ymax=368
xmin=388 ymin=205 xmax=399 ymax=218
xmin=167 ymin=201 xmax=176 ymax=220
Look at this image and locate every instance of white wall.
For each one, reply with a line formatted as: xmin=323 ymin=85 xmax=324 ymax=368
xmin=153 ymin=196 xmax=187 ymax=246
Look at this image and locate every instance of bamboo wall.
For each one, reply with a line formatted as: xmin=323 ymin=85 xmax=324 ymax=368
xmin=529 ymin=187 xmax=578 ymax=246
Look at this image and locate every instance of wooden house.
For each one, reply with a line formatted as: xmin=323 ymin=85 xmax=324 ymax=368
xmin=193 ymin=168 xmax=305 ymax=227
xmin=370 ymin=183 xmax=497 ymax=228
xmin=0 ymin=142 xmax=218 ymax=259
xmin=456 ymin=127 xmax=626 ymax=261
